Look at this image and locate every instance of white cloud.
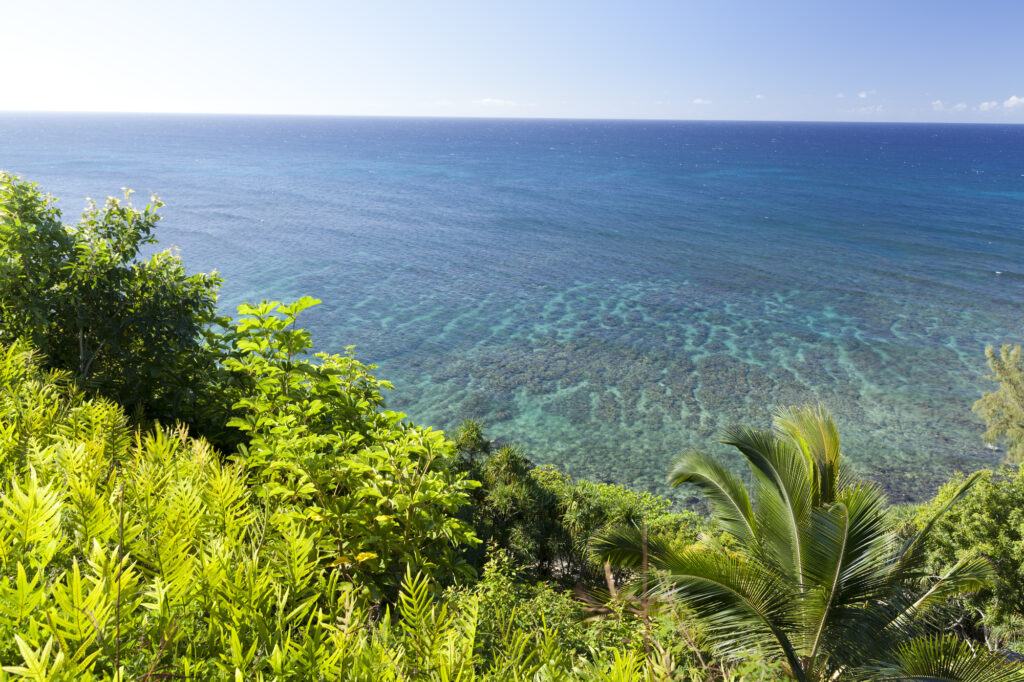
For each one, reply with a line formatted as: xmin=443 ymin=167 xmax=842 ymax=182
xmin=858 ymin=104 xmax=883 ymax=114
xmin=754 ymin=94 xmax=765 ymax=100
xmin=931 ymin=100 xmax=944 ymax=111
xmin=858 ymin=91 xmax=868 ymax=99
xmin=475 ymin=98 xmax=518 ymax=107
xmin=1004 ymin=95 xmax=1024 ymax=109
xmin=693 ymin=98 xmax=712 ymax=105
xmin=953 ymin=102 xmax=967 ymax=111
xmin=979 ymin=100 xmax=999 ymax=111
xmin=835 ymin=92 xmax=845 ymax=99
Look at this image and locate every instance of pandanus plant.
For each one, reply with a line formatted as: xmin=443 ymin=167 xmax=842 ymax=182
xmin=595 ymin=405 xmax=1024 ymax=681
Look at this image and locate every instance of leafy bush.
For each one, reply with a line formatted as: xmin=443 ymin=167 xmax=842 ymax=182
xmin=0 ymin=172 xmax=222 ymax=428
xmin=453 ymin=418 xmax=491 ymax=461
xmin=917 ymin=465 xmax=1024 ymax=650
xmin=215 ymin=297 xmax=480 ymax=600
xmin=455 ymin=423 xmax=706 ymax=582
xmin=457 ymin=444 xmax=563 ymax=573
xmin=531 ymin=464 xmax=703 ymax=582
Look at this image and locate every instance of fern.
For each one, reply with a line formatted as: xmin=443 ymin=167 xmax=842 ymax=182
xmin=1 ymin=470 xmax=63 ymax=570
xmin=0 ymin=338 xmax=754 ymax=680
xmin=1 ymin=636 xmax=67 ymax=681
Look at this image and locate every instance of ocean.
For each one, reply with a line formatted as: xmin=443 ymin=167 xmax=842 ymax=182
xmin=2 ymin=113 xmax=1022 ymax=502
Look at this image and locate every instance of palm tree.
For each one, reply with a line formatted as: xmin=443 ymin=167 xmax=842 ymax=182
xmin=595 ymin=405 xmax=1023 ymax=681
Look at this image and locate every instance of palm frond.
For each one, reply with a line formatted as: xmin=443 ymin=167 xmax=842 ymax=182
xmin=653 ymin=547 xmax=802 ymax=671
xmin=798 ymin=486 xmax=892 ymax=671
xmin=829 ymin=484 xmax=894 ymax=602
xmin=594 ymin=524 xmax=796 ymax=664
xmin=864 ymin=633 xmax=1024 ymax=681
xmin=721 ymin=425 xmax=812 ymax=581
xmin=884 ymin=556 xmax=995 ymax=637
xmin=773 ymin=404 xmax=846 ymax=505
xmin=668 ymin=449 xmax=756 ymax=546
xmin=590 ymin=523 xmax=681 ymax=572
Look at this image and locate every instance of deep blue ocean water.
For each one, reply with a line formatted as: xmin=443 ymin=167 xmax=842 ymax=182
xmin=2 ymin=113 xmax=1022 ymax=502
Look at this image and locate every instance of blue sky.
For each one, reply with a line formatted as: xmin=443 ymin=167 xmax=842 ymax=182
xmin=3 ymin=0 xmax=1022 ymax=122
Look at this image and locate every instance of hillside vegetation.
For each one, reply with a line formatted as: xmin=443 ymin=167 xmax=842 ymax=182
xmin=1 ymin=172 xmax=1023 ymax=680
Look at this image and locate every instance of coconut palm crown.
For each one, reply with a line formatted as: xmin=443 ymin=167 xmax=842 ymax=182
xmin=595 ymin=404 xmax=1023 ymax=681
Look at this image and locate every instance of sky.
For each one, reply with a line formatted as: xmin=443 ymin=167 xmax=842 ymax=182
xmin=2 ymin=0 xmax=1023 ymax=123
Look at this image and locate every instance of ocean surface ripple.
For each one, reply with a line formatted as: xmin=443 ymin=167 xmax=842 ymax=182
xmin=3 ymin=114 xmax=1022 ymax=502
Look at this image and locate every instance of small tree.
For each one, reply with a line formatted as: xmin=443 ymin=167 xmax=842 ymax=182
xmin=220 ymin=297 xmax=480 ymax=600
xmin=974 ymin=344 xmax=1024 ymax=463
xmin=0 ymin=173 xmax=222 ymax=426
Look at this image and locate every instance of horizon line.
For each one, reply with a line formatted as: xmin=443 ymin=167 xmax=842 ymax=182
xmin=1 ymin=109 xmax=1021 ymax=127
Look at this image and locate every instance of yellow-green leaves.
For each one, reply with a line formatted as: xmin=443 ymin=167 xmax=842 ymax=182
xmin=2 ymin=636 xmax=66 ymax=681
xmin=974 ymin=344 xmax=1024 ymax=464
xmin=0 ymin=471 xmax=63 ymax=571
xmin=220 ymin=299 xmax=479 ymax=600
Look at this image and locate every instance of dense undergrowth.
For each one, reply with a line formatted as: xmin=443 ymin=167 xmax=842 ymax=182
xmin=1 ymin=172 xmax=1024 ymax=680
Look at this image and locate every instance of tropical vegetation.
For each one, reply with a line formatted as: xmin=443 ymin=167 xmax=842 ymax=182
xmin=917 ymin=464 xmax=1024 ymax=650
xmin=595 ymin=405 xmax=1022 ymax=679
xmin=0 ymin=174 xmax=222 ymax=430
xmin=0 ymin=172 xmax=1022 ymax=679
xmin=974 ymin=344 xmax=1024 ymax=463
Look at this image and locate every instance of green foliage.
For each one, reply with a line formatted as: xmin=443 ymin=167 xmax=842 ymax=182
xmin=916 ymin=464 xmax=1024 ymax=649
xmin=533 ymin=464 xmax=703 ymax=581
xmin=595 ymin=404 xmax=1011 ymax=681
xmin=458 ymin=445 xmax=563 ymax=572
xmin=0 ymin=344 xmax=780 ymax=679
xmin=448 ymin=547 xmax=619 ymax=662
xmin=456 ymin=422 xmax=705 ymax=581
xmin=446 ymin=547 xmax=783 ymax=681
xmin=323 ymin=567 xmax=778 ymax=681
xmin=0 ymin=173 xmax=222 ymax=427
xmin=866 ymin=633 xmax=1024 ymax=681
xmin=454 ymin=419 xmax=491 ymax=461
xmin=217 ymin=297 xmax=480 ymax=600
xmin=974 ymin=344 xmax=1024 ymax=463
xmin=0 ymin=340 xmax=628 ymax=679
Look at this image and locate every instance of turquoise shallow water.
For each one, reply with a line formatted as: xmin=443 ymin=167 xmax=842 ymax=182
xmin=2 ymin=114 xmax=1022 ymax=502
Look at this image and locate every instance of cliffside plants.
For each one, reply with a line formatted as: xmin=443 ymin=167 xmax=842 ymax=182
xmin=917 ymin=464 xmax=1024 ymax=652
xmin=595 ymin=405 xmax=1020 ymax=680
xmin=0 ymin=172 xmax=223 ymax=430
xmin=3 ymin=175 xmax=1022 ymax=680
xmin=218 ymin=296 xmax=479 ymax=600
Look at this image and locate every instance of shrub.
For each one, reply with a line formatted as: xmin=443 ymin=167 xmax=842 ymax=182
xmin=917 ymin=465 xmax=1024 ymax=650
xmin=457 ymin=444 xmax=563 ymax=573
xmin=455 ymin=423 xmax=707 ymax=582
xmin=218 ymin=297 xmax=480 ymax=600
xmin=532 ymin=464 xmax=698 ymax=582
xmin=0 ymin=173 xmax=223 ymax=429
